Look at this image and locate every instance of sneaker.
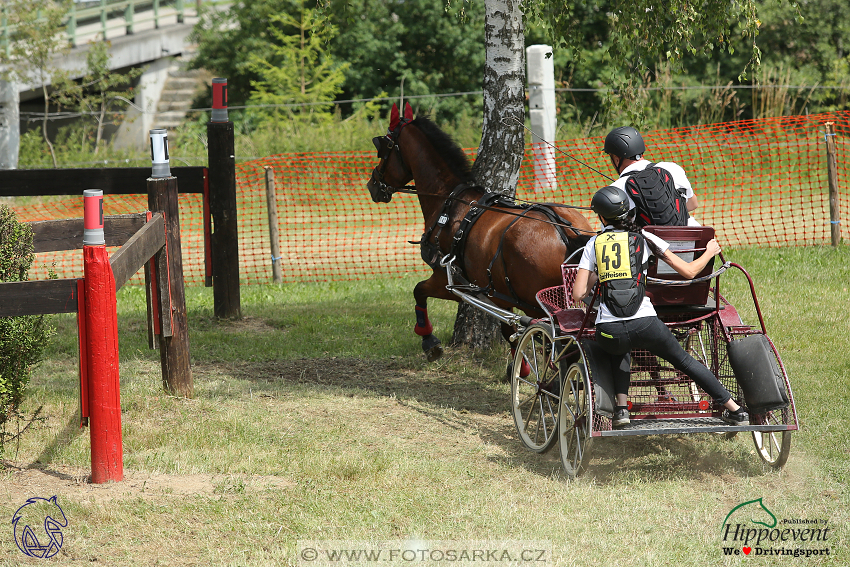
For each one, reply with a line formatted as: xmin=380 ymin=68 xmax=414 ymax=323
xmin=613 ymin=408 xmax=630 ymax=428
xmin=722 ymin=409 xmax=749 ymax=426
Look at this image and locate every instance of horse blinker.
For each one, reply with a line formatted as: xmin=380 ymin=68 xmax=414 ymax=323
xmin=373 ymin=136 xmax=394 ymax=159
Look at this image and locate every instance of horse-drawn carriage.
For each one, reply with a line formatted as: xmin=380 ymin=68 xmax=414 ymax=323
xmin=509 ymin=225 xmax=798 ymax=479
xmin=366 ymin=104 xmax=797 ymax=480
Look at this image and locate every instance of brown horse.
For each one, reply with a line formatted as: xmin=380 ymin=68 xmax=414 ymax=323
xmin=367 ymin=103 xmax=593 ymax=361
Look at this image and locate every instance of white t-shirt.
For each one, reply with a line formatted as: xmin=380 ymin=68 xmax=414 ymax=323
xmin=578 ymin=227 xmax=670 ymax=324
xmin=609 ymin=160 xmax=701 ymax=226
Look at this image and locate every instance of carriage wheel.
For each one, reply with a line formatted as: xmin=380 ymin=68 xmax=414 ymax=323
xmin=559 ymin=362 xmax=593 ymax=480
xmin=752 ymin=411 xmax=792 ymax=468
xmin=510 ymin=324 xmax=560 ymax=453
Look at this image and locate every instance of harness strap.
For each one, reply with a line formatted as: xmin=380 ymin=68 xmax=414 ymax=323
xmin=487 ymin=211 xmax=539 ymax=313
xmin=418 ymin=183 xmax=482 ymax=269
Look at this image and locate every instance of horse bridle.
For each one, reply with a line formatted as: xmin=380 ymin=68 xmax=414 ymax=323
xmin=368 ymin=119 xmax=417 ymax=203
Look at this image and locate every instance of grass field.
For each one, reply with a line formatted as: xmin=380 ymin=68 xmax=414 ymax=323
xmin=1 ymin=245 xmax=848 ymax=566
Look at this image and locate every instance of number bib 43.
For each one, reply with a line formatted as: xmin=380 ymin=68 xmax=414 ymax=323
xmin=595 ymin=231 xmax=633 ymax=283
xmin=593 ymin=230 xmax=648 ymax=318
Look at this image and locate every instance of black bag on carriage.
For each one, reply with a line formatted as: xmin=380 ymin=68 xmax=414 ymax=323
xmin=727 ymin=334 xmax=789 ymax=412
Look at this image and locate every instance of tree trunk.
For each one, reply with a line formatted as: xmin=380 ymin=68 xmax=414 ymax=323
xmin=41 ymin=72 xmax=58 ymax=168
xmin=451 ymin=0 xmax=526 ymax=349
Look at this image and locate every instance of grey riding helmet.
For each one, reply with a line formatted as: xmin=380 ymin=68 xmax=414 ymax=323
xmin=604 ymin=126 xmax=646 ymax=159
xmin=591 ymin=186 xmax=631 ymax=221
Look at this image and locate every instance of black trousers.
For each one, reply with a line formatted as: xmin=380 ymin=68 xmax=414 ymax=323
xmin=595 ymin=316 xmax=732 ymax=404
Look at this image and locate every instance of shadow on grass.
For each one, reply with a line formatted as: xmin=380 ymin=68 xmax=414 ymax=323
xmin=198 ymin=356 xmax=510 ymax=416
xmin=191 ymin=354 xmax=771 ymax=484
xmin=28 ymin=413 xmax=87 ymax=480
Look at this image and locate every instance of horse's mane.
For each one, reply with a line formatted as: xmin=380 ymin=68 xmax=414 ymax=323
xmin=410 ymin=116 xmax=476 ymax=183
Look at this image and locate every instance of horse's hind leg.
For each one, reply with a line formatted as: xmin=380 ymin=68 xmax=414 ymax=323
xmin=502 ymin=322 xmax=531 ymax=382
xmin=413 ymin=274 xmax=455 ymax=362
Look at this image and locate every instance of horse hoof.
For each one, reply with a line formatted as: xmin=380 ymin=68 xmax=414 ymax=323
xmin=422 ymin=335 xmax=443 ymax=362
xmin=425 ymin=344 xmax=443 ymax=362
xmin=504 ymin=358 xmax=531 ymax=383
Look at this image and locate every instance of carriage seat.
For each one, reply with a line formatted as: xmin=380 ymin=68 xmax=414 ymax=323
xmin=643 ymin=225 xmax=717 ymax=309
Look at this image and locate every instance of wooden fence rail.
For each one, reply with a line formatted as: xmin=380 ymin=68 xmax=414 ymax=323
xmin=0 ymin=212 xmax=165 ymax=318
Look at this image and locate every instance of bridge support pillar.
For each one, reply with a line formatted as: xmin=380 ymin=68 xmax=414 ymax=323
xmin=0 ymin=80 xmax=20 ymax=170
xmin=113 ymin=58 xmax=172 ymax=149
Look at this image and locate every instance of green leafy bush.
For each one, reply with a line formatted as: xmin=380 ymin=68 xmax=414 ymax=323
xmin=0 ymin=205 xmax=55 ymax=453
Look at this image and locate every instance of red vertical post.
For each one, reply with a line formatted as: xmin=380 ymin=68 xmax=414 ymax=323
xmin=82 ymin=189 xmax=123 ymax=484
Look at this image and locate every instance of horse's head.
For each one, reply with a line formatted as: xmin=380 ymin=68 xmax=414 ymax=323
xmin=367 ymin=102 xmax=415 ymax=203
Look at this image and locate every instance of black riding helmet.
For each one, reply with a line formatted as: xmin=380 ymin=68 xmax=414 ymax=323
xmin=591 ymin=186 xmax=631 ymax=221
xmin=604 ymin=126 xmax=646 ymax=159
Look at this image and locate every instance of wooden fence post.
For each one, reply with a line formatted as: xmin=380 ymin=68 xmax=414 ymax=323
xmin=264 ymin=166 xmax=282 ymax=284
xmin=207 ymin=78 xmax=241 ymax=318
xmin=824 ymin=122 xmax=841 ymax=246
xmin=148 ymin=129 xmax=193 ymax=398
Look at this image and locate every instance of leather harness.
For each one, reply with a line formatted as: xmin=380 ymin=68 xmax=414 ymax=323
xmin=416 ymin=184 xmax=580 ymax=313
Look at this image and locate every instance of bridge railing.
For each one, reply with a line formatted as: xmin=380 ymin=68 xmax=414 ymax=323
xmin=1 ymin=0 xmax=194 ymax=56
xmin=66 ymin=0 xmax=186 ymax=46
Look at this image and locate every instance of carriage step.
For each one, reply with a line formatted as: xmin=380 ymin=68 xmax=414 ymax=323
xmin=594 ymin=417 xmax=794 ymax=437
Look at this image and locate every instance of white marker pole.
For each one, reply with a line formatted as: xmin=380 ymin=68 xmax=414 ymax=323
xmin=527 ymin=45 xmax=558 ymax=193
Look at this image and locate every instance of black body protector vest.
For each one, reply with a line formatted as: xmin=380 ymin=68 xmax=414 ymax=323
xmin=594 ymin=230 xmax=649 ymax=318
xmin=622 ymin=163 xmax=689 ymax=227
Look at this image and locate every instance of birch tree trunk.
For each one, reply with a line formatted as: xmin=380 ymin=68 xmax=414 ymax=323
xmin=451 ymin=0 xmax=526 ymax=349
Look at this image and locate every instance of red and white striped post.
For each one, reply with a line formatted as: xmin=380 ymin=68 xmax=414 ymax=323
xmin=83 ymin=189 xmax=123 ymax=483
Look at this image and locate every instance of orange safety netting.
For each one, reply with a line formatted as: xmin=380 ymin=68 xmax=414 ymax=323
xmin=12 ymin=111 xmax=849 ymax=286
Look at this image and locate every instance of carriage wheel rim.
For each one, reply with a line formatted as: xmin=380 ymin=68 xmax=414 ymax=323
xmin=511 ymin=324 xmax=560 ymax=453
xmin=751 ymin=410 xmax=791 ymax=467
xmin=559 ymin=362 xmax=592 ymax=479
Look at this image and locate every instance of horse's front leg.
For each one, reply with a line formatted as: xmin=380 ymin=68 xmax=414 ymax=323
xmin=413 ymin=272 xmax=455 ymax=362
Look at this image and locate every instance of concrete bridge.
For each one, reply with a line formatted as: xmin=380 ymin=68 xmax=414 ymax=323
xmin=0 ymin=0 xmax=214 ymax=169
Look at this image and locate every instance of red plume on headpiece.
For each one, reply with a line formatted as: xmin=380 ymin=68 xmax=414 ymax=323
xmin=389 ymin=104 xmax=400 ymax=132
xmin=389 ymin=102 xmax=414 ymax=133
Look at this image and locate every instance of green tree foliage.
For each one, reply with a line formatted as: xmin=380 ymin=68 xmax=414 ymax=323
xmin=190 ymin=0 xmax=296 ymax=106
xmin=190 ymin=0 xmax=484 ymax=123
xmin=2 ymin=0 xmax=72 ymax=167
xmin=326 ymin=0 xmax=485 ymax=120
xmin=247 ymin=3 xmax=348 ymax=124
xmin=522 ymin=0 xmax=767 ymax=125
xmin=54 ymin=40 xmax=145 ymax=155
xmin=523 ymin=0 xmax=850 ymax=128
xmin=0 ymin=206 xmax=54 ymax=453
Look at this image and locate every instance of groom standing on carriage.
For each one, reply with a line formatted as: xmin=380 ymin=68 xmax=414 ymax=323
xmin=602 ymin=126 xmax=702 ymax=228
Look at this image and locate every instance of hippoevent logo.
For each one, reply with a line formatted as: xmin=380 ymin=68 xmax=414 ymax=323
xmin=720 ymin=498 xmax=831 ymax=558
xmin=12 ymin=495 xmax=68 ymax=559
